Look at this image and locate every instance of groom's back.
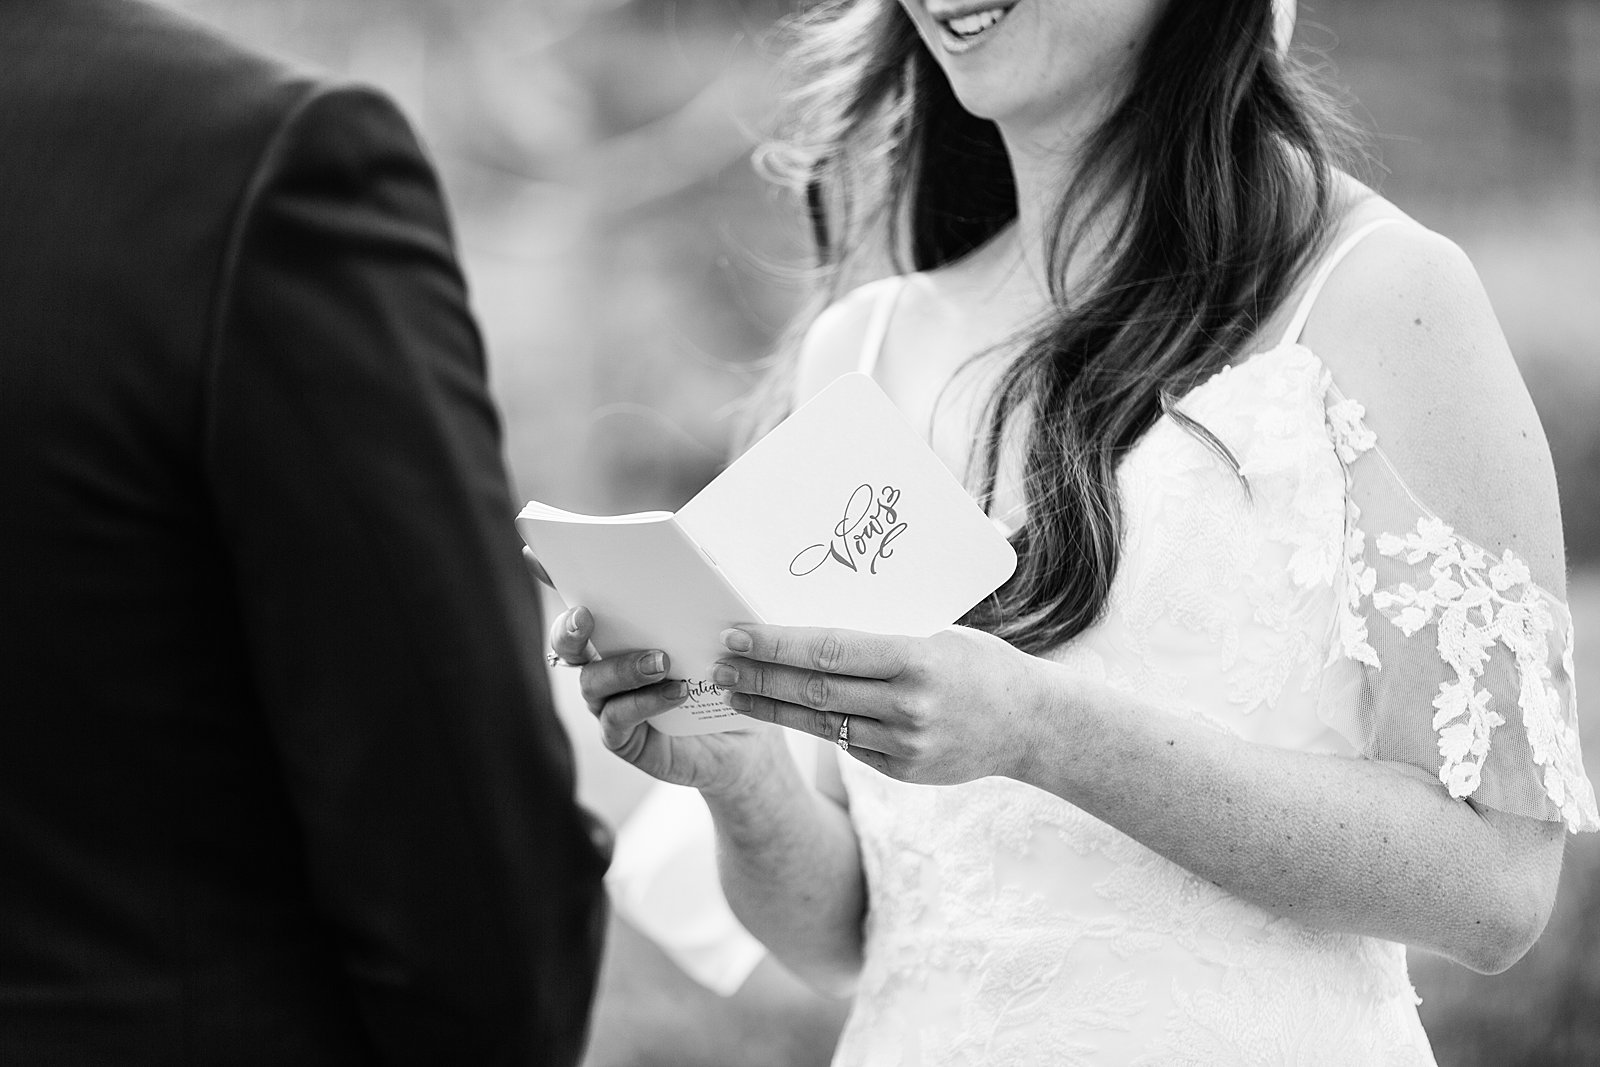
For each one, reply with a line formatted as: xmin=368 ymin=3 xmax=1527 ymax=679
xmin=0 ymin=13 xmax=349 ymax=1053
xmin=0 ymin=2 xmax=606 ymax=1064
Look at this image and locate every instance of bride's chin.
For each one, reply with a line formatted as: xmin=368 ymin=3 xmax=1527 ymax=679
xmin=939 ymin=80 xmax=1017 ymax=124
xmin=937 ymin=70 xmax=1073 ymax=130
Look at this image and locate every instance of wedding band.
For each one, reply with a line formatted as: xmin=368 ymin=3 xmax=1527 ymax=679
xmin=837 ymin=715 xmax=850 ymax=752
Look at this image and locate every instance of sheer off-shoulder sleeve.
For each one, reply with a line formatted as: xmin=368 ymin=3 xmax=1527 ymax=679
xmin=1318 ymin=387 xmax=1598 ymax=832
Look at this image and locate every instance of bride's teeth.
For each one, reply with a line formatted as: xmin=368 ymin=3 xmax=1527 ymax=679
xmin=948 ymin=9 xmax=1004 ymax=36
xmin=934 ymin=5 xmax=1011 ymax=42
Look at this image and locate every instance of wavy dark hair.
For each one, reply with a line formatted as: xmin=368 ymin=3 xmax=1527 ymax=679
xmin=757 ymin=0 xmax=1360 ymax=654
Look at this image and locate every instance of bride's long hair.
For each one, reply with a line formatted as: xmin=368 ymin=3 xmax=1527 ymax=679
xmin=757 ymin=0 xmax=1360 ymax=653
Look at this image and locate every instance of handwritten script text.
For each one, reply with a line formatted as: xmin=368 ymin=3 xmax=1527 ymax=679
xmin=789 ymin=484 xmax=907 ymax=578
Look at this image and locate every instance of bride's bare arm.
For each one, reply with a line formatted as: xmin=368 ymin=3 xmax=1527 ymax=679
xmin=702 ymin=742 xmax=867 ymax=996
xmin=1020 ymin=670 xmax=1563 ymax=974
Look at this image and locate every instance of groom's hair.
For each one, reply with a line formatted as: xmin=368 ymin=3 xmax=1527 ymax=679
xmin=754 ymin=0 xmax=1364 ymax=652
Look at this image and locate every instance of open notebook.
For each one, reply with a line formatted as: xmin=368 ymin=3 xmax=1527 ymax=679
xmin=517 ymin=372 xmax=1018 ymax=734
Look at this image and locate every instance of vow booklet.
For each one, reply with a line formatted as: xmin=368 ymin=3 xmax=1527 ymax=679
xmin=517 ymin=372 xmax=1018 ymax=735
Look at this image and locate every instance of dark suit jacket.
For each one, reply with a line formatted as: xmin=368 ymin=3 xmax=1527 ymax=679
xmin=0 ymin=1 xmax=607 ymax=1063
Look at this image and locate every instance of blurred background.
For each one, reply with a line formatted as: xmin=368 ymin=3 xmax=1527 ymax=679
xmin=162 ymin=0 xmax=1600 ymax=1062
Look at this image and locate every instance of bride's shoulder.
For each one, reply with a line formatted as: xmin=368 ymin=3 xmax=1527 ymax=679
xmin=1304 ymin=191 xmax=1494 ymax=380
xmin=1301 ymin=186 xmax=1566 ymax=591
xmin=1303 ymin=188 xmax=1518 ymax=432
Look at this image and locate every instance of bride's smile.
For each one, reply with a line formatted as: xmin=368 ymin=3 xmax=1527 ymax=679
xmin=898 ymin=0 xmax=1165 ymax=135
xmin=928 ymin=1 xmax=1019 ymax=54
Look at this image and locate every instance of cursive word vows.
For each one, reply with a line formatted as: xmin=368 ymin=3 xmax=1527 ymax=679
xmin=789 ymin=483 xmax=908 ymax=577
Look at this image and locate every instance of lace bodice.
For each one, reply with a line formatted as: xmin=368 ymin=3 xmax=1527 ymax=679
xmin=833 ymin=239 xmax=1596 ymax=1064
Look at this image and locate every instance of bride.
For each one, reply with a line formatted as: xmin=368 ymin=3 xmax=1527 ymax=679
xmin=553 ymin=0 xmax=1598 ymax=1061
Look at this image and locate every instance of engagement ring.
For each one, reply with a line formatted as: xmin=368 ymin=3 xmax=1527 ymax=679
xmin=837 ymin=715 xmax=850 ymax=752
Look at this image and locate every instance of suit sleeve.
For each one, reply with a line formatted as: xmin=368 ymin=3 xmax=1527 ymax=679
xmin=203 ymin=82 xmax=608 ymax=1065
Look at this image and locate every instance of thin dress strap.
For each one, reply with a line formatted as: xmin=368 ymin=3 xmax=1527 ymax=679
xmin=857 ymin=276 xmax=910 ymax=379
xmin=1278 ymin=217 xmax=1407 ymax=348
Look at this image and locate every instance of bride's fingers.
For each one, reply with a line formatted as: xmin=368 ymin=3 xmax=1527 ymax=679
xmin=578 ymin=650 xmax=673 ymax=712
xmin=711 ymin=657 xmax=889 ymax=719
xmin=730 ymin=692 xmax=891 ymax=755
xmin=595 ymin=679 xmax=690 ymax=750
xmin=548 ymin=605 xmax=595 ymax=665
xmin=721 ymin=624 xmax=913 ymax=681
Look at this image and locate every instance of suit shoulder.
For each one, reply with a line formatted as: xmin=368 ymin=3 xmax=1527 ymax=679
xmin=13 ymin=0 xmax=337 ymax=161
xmin=109 ymin=2 xmax=308 ymax=97
xmin=264 ymin=84 xmax=431 ymax=183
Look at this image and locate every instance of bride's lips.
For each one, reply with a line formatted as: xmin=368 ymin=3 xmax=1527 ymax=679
xmin=927 ymin=0 xmax=1020 ymax=55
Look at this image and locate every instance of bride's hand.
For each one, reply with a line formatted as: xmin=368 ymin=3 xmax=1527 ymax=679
xmin=548 ymin=606 xmax=781 ymax=796
xmin=713 ymin=624 xmax=1050 ymax=786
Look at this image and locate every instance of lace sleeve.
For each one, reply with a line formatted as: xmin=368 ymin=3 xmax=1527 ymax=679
xmin=1319 ymin=389 xmax=1598 ymax=833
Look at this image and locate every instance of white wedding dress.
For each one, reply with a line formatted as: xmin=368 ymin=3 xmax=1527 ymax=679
xmin=829 ymin=219 xmax=1600 ymax=1066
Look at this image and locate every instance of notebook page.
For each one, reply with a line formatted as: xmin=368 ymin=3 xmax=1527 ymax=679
xmin=676 ymin=373 xmax=1016 ymax=637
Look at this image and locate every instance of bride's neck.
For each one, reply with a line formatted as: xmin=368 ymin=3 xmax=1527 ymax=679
xmin=973 ymin=132 xmax=1117 ymax=315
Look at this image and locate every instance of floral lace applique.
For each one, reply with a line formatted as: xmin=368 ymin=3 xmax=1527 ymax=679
xmin=1325 ymin=393 xmax=1382 ymax=671
xmin=1325 ymin=394 xmax=1599 ymax=832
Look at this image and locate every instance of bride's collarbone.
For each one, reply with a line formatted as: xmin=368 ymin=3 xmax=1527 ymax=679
xmin=883 ymin=282 xmax=1035 ymax=382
